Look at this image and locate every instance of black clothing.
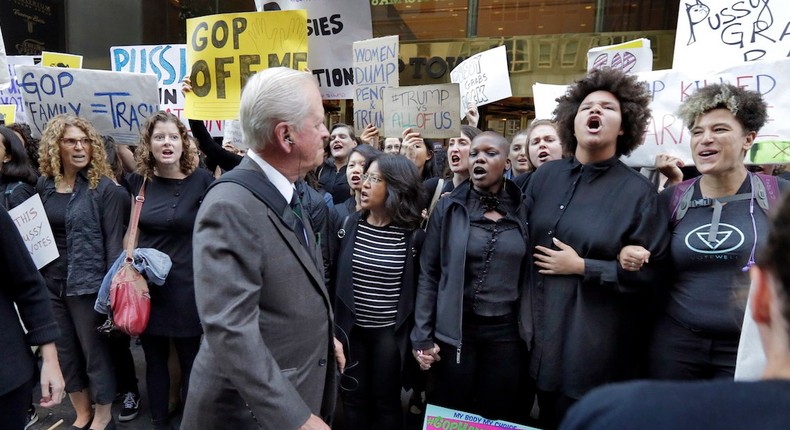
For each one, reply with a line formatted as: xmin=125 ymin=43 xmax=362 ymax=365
xmin=513 ymin=171 xmax=533 ymax=192
xmin=317 ymin=158 xmax=350 ymax=205
xmin=0 ymin=180 xmax=34 ymax=210
xmin=44 ymin=192 xmax=70 ymax=279
xmin=140 ymin=334 xmax=201 ymax=425
xmin=524 ymin=156 xmax=670 ymax=400
xmin=0 ymin=377 xmax=32 ymax=430
xmin=189 ymin=119 xmax=242 ymax=171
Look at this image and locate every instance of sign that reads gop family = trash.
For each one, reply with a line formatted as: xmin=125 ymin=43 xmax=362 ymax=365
xmin=673 ymin=0 xmax=790 ymax=72
xmin=532 ymin=58 xmax=790 ymax=168
xmin=587 ymin=38 xmax=653 ymax=74
xmin=383 ymin=84 xmax=460 ymax=139
xmin=8 ymin=194 xmax=58 ymax=270
xmin=110 ymin=44 xmax=225 ymax=137
xmin=353 ymin=35 xmax=399 ymax=135
xmin=423 ymin=404 xmax=537 ymax=430
xmin=15 ymin=65 xmax=159 ymax=144
xmin=450 ymin=45 xmax=511 ymax=118
xmin=185 ymin=10 xmax=309 ymax=120
xmin=255 ymin=0 xmax=373 ymax=100
xmin=0 ymin=56 xmax=37 ymax=124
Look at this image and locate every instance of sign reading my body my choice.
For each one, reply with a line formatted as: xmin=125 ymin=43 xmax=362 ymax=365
xmin=185 ymin=10 xmax=309 ymax=120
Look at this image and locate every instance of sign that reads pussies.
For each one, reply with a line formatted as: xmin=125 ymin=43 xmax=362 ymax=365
xmin=8 ymin=194 xmax=58 ymax=270
xmin=383 ymin=84 xmax=461 ymax=139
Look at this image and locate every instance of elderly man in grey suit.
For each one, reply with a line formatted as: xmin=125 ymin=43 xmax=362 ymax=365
xmin=182 ymin=67 xmax=344 ymax=430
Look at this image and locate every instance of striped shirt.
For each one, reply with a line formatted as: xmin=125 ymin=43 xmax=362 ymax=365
xmin=352 ymin=221 xmax=408 ymax=328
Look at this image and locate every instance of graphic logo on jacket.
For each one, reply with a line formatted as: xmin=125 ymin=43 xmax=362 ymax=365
xmin=684 ymin=223 xmax=745 ymax=254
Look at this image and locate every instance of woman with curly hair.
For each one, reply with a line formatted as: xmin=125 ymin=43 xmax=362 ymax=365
xmin=36 ymin=114 xmax=126 ymax=430
xmin=638 ymin=84 xmax=789 ymax=381
xmin=333 ymin=154 xmax=425 ymax=430
xmin=523 ymin=68 xmax=670 ymax=426
xmin=123 ymin=111 xmax=213 ymax=429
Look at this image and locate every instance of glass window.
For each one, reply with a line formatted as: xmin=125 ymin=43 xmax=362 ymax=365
xmin=371 ymin=0 xmax=469 ymax=41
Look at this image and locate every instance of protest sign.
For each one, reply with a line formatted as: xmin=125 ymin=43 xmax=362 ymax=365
xmin=587 ymin=38 xmax=653 ymax=73
xmin=41 ymin=51 xmax=83 ymax=69
xmin=0 ymin=25 xmax=9 ymax=90
xmin=353 ymin=35 xmax=399 ymax=135
xmin=0 ymin=104 xmax=16 ymax=124
xmin=8 ymin=194 xmax=58 ymax=270
xmin=532 ymin=58 xmax=790 ymax=167
xmin=450 ymin=45 xmax=512 ymax=118
xmin=532 ymin=83 xmax=568 ymax=120
xmin=423 ymin=404 xmax=538 ymax=430
xmin=110 ymin=44 xmax=225 ymax=137
xmin=0 ymin=56 xmax=37 ymax=124
xmin=223 ymin=119 xmax=244 ymax=149
xmin=673 ymin=0 xmax=790 ymax=72
xmin=255 ymin=0 xmax=373 ymax=100
xmin=383 ymin=84 xmax=460 ymax=139
xmin=185 ymin=10 xmax=309 ymax=120
xmin=16 ymin=65 xmax=159 ymax=144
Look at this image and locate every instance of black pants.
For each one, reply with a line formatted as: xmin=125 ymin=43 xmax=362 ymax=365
xmin=648 ymin=315 xmax=739 ymax=380
xmin=0 ymin=379 xmax=33 ymax=430
xmin=535 ymin=390 xmax=577 ymax=429
xmin=341 ymin=326 xmax=402 ymax=430
xmin=108 ymin=333 xmax=139 ymax=395
xmin=140 ymin=334 xmax=201 ymax=424
xmin=429 ymin=315 xmax=525 ymax=422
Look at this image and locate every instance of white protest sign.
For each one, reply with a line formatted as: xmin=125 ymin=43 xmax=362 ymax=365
xmin=0 ymin=25 xmax=9 ymax=90
xmin=383 ymin=84 xmax=461 ymax=139
xmin=16 ymin=65 xmax=159 ymax=144
xmin=353 ymin=35 xmax=399 ymax=135
xmin=450 ymin=45 xmax=512 ymax=118
xmin=110 ymin=44 xmax=225 ymax=137
xmin=223 ymin=119 xmax=244 ymax=149
xmin=0 ymin=56 xmax=37 ymax=124
xmin=256 ymin=0 xmax=373 ymax=100
xmin=532 ymin=58 xmax=790 ymax=167
xmin=532 ymin=83 xmax=568 ymax=120
xmin=673 ymin=0 xmax=790 ymax=72
xmin=587 ymin=38 xmax=653 ymax=73
xmin=8 ymin=194 xmax=58 ymax=270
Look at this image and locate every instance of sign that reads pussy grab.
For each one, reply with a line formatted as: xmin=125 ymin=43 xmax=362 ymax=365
xmin=383 ymin=84 xmax=461 ymax=139
xmin=15 ymin=65 xmax=158 ymax=144
xmin=185 ymin=10 xmax=309 ymax=120
xmin=450 ymin=45 xmax=511 ymax=118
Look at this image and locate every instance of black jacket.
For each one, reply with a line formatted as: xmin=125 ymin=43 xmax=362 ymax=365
xmin=411 ymin=180 xmax=533 ymax=354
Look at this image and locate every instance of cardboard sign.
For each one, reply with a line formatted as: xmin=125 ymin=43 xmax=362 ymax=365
xmin=587 ymin=38 xmax=653 ymax=74
xmin=353 ymin=35 xmax=399 ymax=135
xmin=8 ymin=194 xmax=58 ymax=270
xmin=673 ymin=0 xmax=790 ymax=72
xmin=41 ymin=51 xmax=83 ymax=69
xmin=383 ymin=84 xmax=461 ymax=139
xmin=16 ymin=65 xmax=159 ymax=144
xmin=0 ymin=104 xmax=16 ymax=124
xmin=450 ymin=45 xmax=512 ymax=117
xmin=110 ymin=44 xmax=225 ymax=137
xmin=532 ymin=58 xmax=790 ymax=167
xmin=185 ymin=10 xmax=309 ymax=120
xmin=0 ymin=56 xmax=37 ymax=124
xmin=0 ymin=26 xmax=9 ymax=90
xmin=423 ymin=404 xmax=538 ymax=430
xmin=255 ymin=0 xmax=373 ymax=100
xmin=532 ymin=82 xmax=568 ymax=120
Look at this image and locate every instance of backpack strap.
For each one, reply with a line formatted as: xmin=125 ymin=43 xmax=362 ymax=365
xmin=3 ymin=181 xmax=24 ymax=210
xmin=753 ymin=173 xmax=780 ymax=212
xmin=670 ymin=177 xmax=699 ymax=225
xmin=337 ymin=214 xmax=351 ymax=239
xmin=207 ymin=168 xmax=289 ymax=225
xmin=421 ymin=178 xmax=445 ymax=230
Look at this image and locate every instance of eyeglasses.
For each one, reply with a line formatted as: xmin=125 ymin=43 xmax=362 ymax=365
xmin=361 ymin=173 xmax=384 ymax=184
xmin=60 ymin=137 xmax=92 ymax=147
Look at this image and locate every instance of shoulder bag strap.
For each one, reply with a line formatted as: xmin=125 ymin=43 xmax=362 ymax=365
xmin=125 ymin=178 xmax=147 ymax=260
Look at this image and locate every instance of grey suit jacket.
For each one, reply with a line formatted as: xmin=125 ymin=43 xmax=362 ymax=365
xmin=182 ymin=157 xmax=336 ymax=430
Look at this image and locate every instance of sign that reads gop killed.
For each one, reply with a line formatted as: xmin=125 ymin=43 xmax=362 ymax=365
xmin=255 ymin=0 xmax=373 ymax=100
xmin=185 ymin=10 xmax=309 ymax=120
xmin=15 ymin=65 xmax=159 ymax=144
xmin=383 ymin=83 xmax=461 ymax=139
xmin=8 ymin=194 xmax=58 ymax=270
xmin=449 ymin=45 xmax=512 ymax=118
xmin=673 ymin=0 xmax=790 ymax=72
xmin=110 ymin=44 xmax=225 ymax=137
xmin=353 ymin=35 xmax=399 ymax=135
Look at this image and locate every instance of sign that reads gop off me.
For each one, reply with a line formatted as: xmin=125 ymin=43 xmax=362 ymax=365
xmin=15 ymin=65 xmax=159 ymax=144
xmin=185 ymin=10 xmax=308 ymax=120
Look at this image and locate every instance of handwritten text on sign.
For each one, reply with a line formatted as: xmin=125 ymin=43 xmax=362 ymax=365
xmin=450 ymin=45 xmax=512 ymax=117
xmin=0 ymin=56 xmax=37 ymax=124
xmin=383 ymin=84 xmax=460 ymax=139
xmin=8 ymin=194 xmax=58 ymax=270
xmin=353 ymin=35 xmax=399 ymax=135
xmin=15 ymin=65 xmax=159 ymax=144
xmin=186 ymin=10 xmax=309 ymax=120
xmin=673 ymin=0 xmax=790 ymax=72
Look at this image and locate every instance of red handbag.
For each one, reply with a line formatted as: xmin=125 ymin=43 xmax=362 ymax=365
xmin=110 ymin=180 xmax=150 ymax=336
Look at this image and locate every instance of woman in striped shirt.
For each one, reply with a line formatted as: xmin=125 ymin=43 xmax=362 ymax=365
xmin=332 ymin=153 xmax=426 ymax=430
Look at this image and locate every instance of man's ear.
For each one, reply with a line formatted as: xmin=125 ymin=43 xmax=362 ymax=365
xmin=750 ymin=265 xmax=773 ymax=325
xmin=743 ymin=130 xmax=757 ymax=152
xmin=273 ymin=122 xmax=292 ymax=152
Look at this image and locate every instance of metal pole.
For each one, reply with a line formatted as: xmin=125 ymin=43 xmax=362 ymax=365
xmin=467 ymin=0 xmax=479 ymax=38
xmin=594 ymin=0 xmax=606 ymax=33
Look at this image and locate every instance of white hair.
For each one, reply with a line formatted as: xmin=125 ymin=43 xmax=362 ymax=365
xmin=239 ymin=67 xmax=316 ymax=151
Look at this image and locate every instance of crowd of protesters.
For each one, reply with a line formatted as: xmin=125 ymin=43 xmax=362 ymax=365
xmin=1 ymin=66 xmax=789 ymax=430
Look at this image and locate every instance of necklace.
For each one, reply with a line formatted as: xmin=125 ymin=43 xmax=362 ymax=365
xmin=58 ymin=179 xmax=74 ymax=193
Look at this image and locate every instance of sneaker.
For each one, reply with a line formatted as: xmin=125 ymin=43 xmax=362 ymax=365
xmin=24 ymin=405 xmax=38 ymax=429
xmin=118 ymin=392 xmax=141 ymax=422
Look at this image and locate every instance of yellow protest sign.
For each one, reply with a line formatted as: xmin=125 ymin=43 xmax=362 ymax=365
xmin=0 ymin=104 xmax=15 ymax=124
xmin=185 ymin=10 xmax=309 ymax=120
xmin=41 ymin=51 xmax=83 ymax=68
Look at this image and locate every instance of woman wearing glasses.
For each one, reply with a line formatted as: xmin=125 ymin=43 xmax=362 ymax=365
xmin=37 ymin=114 xmax=126 ymax=430
xmin=332 ymin=154 xmax=425 ymax=430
